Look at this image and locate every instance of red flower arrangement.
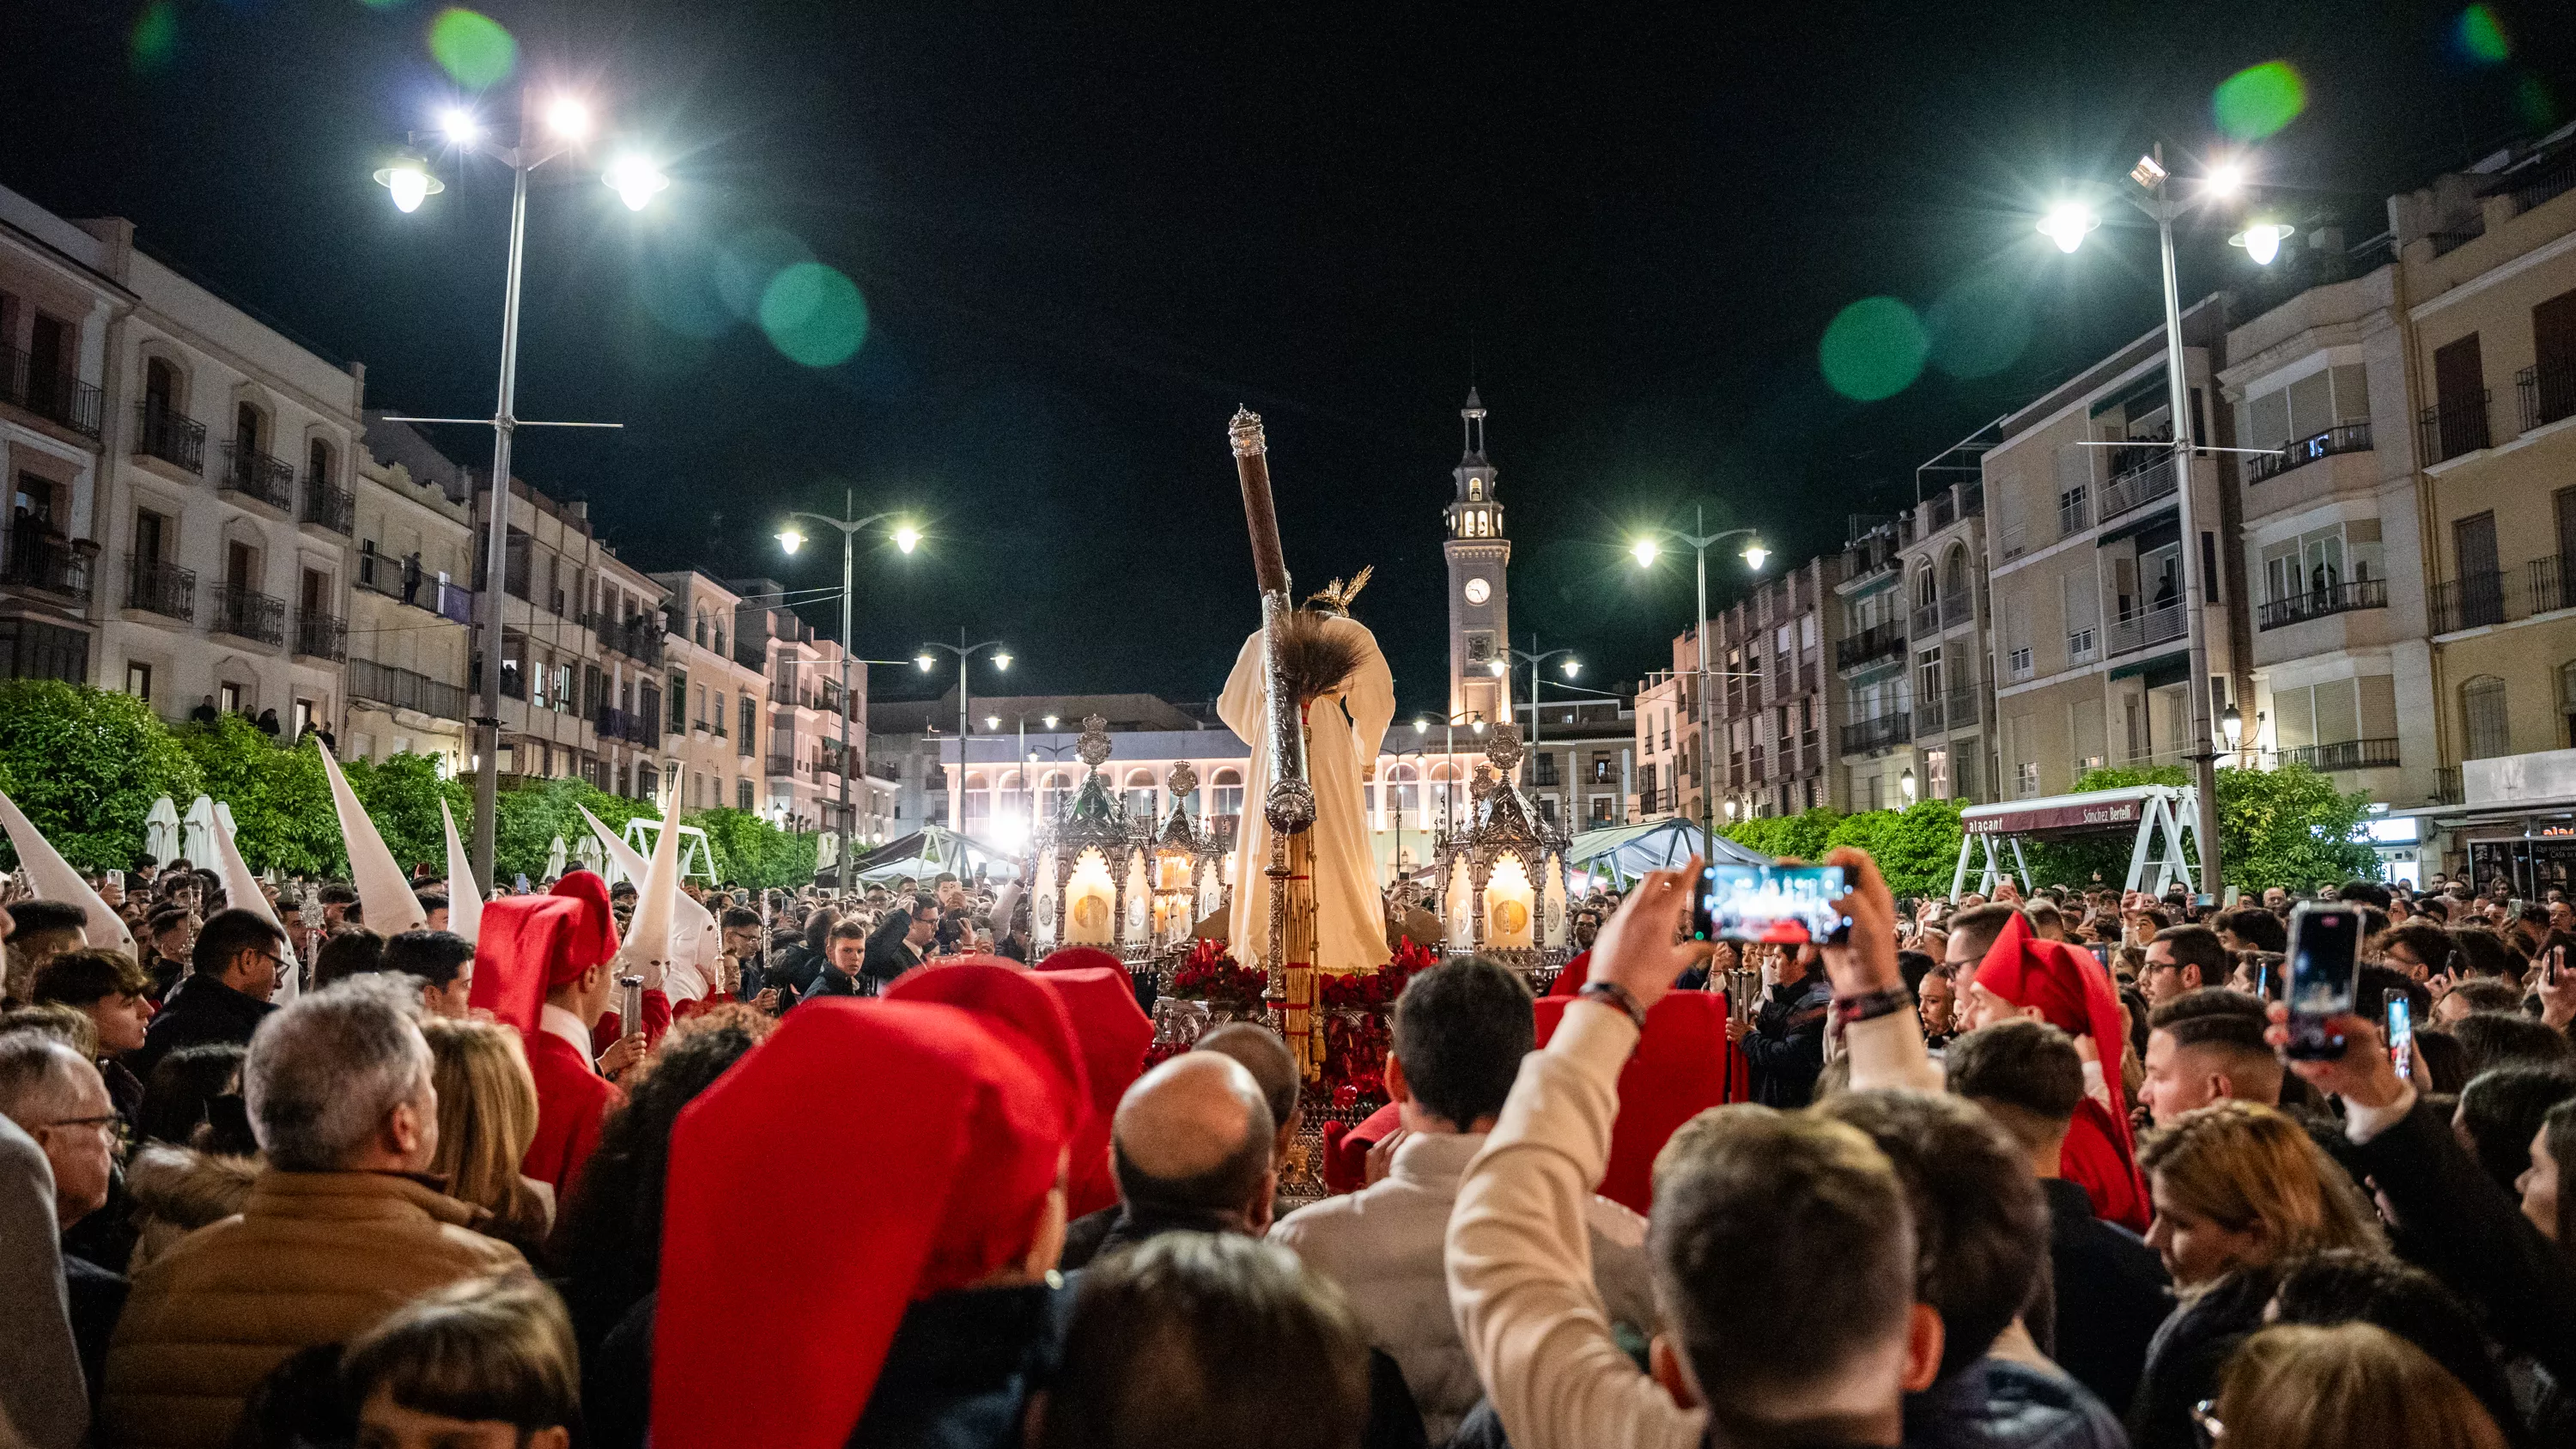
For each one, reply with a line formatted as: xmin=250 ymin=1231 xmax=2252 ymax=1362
xmin=1315 ymin=940 xmax=1445 ymax=1111
xmin=1169 ymin=940 xmax=1269 ymax=1010
xmin=1318 ymin=937 xmax=1440 ymax=1008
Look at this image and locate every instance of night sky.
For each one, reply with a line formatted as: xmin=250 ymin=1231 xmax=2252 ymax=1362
xmin=4 ymin=0 xmax=2568 ymax=719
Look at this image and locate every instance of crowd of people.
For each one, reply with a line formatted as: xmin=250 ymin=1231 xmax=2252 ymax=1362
xmin=2 ymin=846 xmax=2573 ymax=1449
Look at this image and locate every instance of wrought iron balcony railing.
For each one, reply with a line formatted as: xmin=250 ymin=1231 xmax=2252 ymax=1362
xmin=210 ymin=585 xmax=287 ymax=646
xmin=126 ymin=556 xmax=194 ymax=621
xmin=2 ymin=348 xmax=102 ymax=439
xmin=134 ymin=404 xmax=206 ymax=472
xmin=2257 ymin=576 xmax=2388 ymax=630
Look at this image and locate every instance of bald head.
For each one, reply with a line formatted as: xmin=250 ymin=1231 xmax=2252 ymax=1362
xmin=1195 ymin=1022 xmax=1301 ymax=1160
xmin=1111 ymin=1051 xmax=1276 ymax=1227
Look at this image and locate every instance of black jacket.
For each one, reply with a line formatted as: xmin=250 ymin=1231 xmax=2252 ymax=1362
xmin=2128 ymin=1269 xmax=2273 ymax=1449
xmin=1906 ymin=1358 xmax=2129 ymax=1449
xmin=1743 ymin=974 xmax=1832 ymax=1108
xmin=130 ymin=973 xmax=274 ymax=1084
xmin=1059 ymin=1202 xmax=1243 ymax=1271
xmin=863 ymin=930 xmax=925 ymax=983
xmin=799 ymin=962 xmax=868 ymax=1005
xmin=850 ymin=1282 xmax=1069 ymax=1449
xmin=2040 ymin=1178 xmax=2172 ymax=1416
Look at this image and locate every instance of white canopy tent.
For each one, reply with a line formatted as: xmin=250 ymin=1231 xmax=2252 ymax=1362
xmin=1564 ymin=818 xmax=1769 ymax=890
xmin=845 ymin=825 xmax=1021 ymax=886
xmin=1953 ymin=785 xmax=2201 ymax=898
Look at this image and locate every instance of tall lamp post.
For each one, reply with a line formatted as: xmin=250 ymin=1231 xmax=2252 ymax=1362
xmin=1409 ymin=712 xmax=1487 ymax=836
xmin=1630 ymin=510 xmax=1768 ymax=860
xmin=373 ymin=95 xmax=670 ymax=887
xmin=916 ymin=631 xmax=1012 ymax=831
xmin=777 ymin=496 xmax=920 ymax=886
xmin=2038 ymin=148 xmax=2291 ymax=892
xmin=1496 ymin=635 xmax=1582 ymax=752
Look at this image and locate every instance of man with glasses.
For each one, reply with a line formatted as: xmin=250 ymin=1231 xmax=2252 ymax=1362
xmin=0 ymin=1032 xmax=125 ymax=1439
xmin=129 ymin=909 xmax=284 ymax=1084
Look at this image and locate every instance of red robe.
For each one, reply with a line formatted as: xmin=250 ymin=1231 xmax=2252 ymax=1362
xmin=523 ymin=1027 xmax=618 ymax=1205
xmin=2063 ymin=1096 xmax=2152 ymax=1233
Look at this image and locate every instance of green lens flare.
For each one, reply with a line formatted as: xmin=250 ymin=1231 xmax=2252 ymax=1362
xmin=2515 ymin=74 xmax=2558 ymax=130
xmin=758 ymin=263 xmax=869 ymax=368
xmin=2213 ymin=61 xmax=2307 ymax=140
xmin=2458 ymin=5 xmax=2510 ymax=63
xmin=428 ymin=8 xmax=517 ymax=89
xmin=130 ymin=1 xmax=178 ymax=72
xmin=1820 ymin=297 xmax=1929 ymax=402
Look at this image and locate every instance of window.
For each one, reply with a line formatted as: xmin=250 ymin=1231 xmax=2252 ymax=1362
xmin=293 ymin=698 xmax=313 ymax=738
xmin=1534 ymin=752 xmax=1558 ymax=786
xmin=1123 ymin=768 xmax=1157 ymax=820
xmin=219 ymin=681 xmax=241 ymax=714
xmin=1039 ymin=770 xmax=1073 ymax=818
xmin=739 ymin=693 xmax=756 ymax=752
xmin=125 ymin=661 xmax=151 ymax=701
xmin=1212 ymin=767 xmax=1244 ymax=818
xmin=738 ymin=777 xmax=755 ymax=810
xmin=1590 ymin=795 xmax=1614 ymax=825
xmin=1388 ymin=763 xmax=1419 ymax=824
xmin=554 ymin=662 xmax=574 ymax=714
xmin=2462 ymin=676 xmax=2511 ymax=760
xmin=307 ymin=437 xmax=334 ymax=485
xmin=2239 ymin=362 xmax=2369 ymax=449
xmin=667 ymin=670 xmax=689 ymax=732
xmin=1591 ymin=751 xmax=1613 ymax=783
xmin=1914 ymin=567 xmax=1938 ymax=609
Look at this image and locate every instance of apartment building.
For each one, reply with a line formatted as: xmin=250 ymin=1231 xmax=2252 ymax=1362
xmin=470 ymin=476 xmax=665 ymax=798
xmin=0 ymin=188 xmax=119 ymax=685
xmin=653 ymin=569 xmax=767 ymax=813
xmin=1713 ymin=553 xmax=1843 ymax=819
xmin=1896 ymin=473 xmax=1996 ymax=803
xmin=1516 ymin=696 xmax=1635 ymax=832
xmin=343 ymin=417 xmax=474 ymax=770
xmin=729 ymin=577 xmax=895 ymax=842
xmin=1984 ymin=296 xmax=2248 ymax=799
xmin=1630 ymin=669 xmax=1684 ymax=820
xmin=1834 ymin=519 xmax=1911 ymax=810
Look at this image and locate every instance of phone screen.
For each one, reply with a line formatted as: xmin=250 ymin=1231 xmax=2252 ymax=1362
xmin=2385 ymin=989 xmax=2415 ymax=1081
xmin=2286 ymin=904 xmax=2361 ymax=1060
xmin=1692 ymin=865 xmax=1850 ymax=945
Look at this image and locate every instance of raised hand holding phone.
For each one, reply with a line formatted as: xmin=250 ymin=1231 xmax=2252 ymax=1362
xmin=2537 ymin=945 xmax=2576 ymax=1031
xmin=1585 ymin=857 xmax=1714 ymax=1017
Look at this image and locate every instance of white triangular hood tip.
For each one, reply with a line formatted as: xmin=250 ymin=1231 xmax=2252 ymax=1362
xmin=317 ymin=746 xmax=427 ymax=934
xmin=0 ymin=788 xmax=136 ymax=958
xmin=579 ymin=805 xmax=649 ymax=886
xmin=615 ymin=807 xmax=683 ymax=995
xmin=211 ymin=804 xmax=296 ymax=1001
xmin=440 ymin=798 xmax=482 ymax=945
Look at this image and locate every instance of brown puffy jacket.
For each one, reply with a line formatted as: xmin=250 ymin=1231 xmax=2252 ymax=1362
xmin=99 ymin=1169 xmax=525 ymax=1449
xmin=120 ymin=1146 xmax=258 ymax=1275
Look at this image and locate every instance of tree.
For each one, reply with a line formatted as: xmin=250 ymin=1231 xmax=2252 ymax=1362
xmin=175 ymin=720 xmax=343 ymax=875
xmin=2017 ymin=764 xmax=2376 ymax=894
xmin=1823 ymin=798 xmax=1965 ymax=900
xmin=1722 ymin=807 xmax=1844 ymax=863
xmin=491 ymin=778 xmax=655 ymax=884
xmin=0 ymin=680 xmax=202 ymax=873
xmin=343 ymin=753 xmax=472 ymax=872
xmin=692 ymin=807 xmax=819 ymax=890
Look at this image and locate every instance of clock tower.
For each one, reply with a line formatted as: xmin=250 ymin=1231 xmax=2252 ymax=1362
xmin=1444 ymin=389 xmax=1511 ymax=730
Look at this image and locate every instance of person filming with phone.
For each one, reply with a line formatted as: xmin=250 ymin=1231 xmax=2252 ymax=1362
xmin=1726 ymin=941 xmax=1832 ymax=1108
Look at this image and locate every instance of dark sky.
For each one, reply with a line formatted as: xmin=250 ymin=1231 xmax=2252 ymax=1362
xmin=4 ymin=0 xmax=2567 ymax=718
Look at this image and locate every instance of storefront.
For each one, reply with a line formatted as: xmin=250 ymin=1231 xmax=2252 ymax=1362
xmin=2383 ymin=744 xmax=2576 ymax=895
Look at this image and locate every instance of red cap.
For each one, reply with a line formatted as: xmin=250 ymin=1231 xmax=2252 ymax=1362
xmin=653 ymin=996 xmax=1075 ymax=1449
xmin=1974 ymin=910 xmax=2144 ymax=1167
xmin=465 ymin=871 xmax=621 ymax=1033
xmin=1534 ymin=990 xmax=1733 ymax=1215
xmin=1545 ymin=949 xmax=1594 ymax=997
xmin=1037 ymin=945 xmax=1124 ymax=975
xmin=1028 ymin=965 xmax=1152 ymax=1218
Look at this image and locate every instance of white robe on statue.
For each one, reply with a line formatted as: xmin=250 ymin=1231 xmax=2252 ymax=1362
xmin=1219 ymin=614 xmax=1396 ymax=975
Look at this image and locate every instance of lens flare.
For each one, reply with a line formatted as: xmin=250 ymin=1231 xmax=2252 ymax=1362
xmin=713 ymin=228 xmax=815 ymax=319
xmin=757 ymin=262 xmax=868 ymax=368
xmin=427 ymin=8 xmax=516 ymax=89
xmin=130 ymin=1 xmax=178 ymax=72
xmin=2037 ymin=200 xmax=2099 ymax=253
xmin=2213 ymin=61 xmax=2307 ymax=140
xmin=2458 ymin=4 xmax=2511 ymax=63
xmin=1927 ymin=269 xmax=2034 ymax=380
xmin=1819 ymin=296 xmax=1929 ymax=403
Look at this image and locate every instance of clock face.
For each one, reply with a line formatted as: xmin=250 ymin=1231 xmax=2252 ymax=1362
xmin=1463 ymin=577 xmax=1491 ymax=606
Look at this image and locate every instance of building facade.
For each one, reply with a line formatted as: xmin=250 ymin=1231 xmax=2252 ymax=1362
xmin=343 ymin=417 xmax=474 ymax=770
xmin=0 ymin=186 xmax=120 ymax=686
xmin=1834 ymin=519 xmax=1911 ymax=811
xmin=652 ymin=569 xmax=767 ymax=813
xmin=1516 ymin=697 xmax=1635 ymax=833
xmin=730 ymin=577 xmax=893 ymax=843
xmin=1630 ymin=669 xmax=1684 ymax=821
xmin=1712 ymin=554 xmax=1843 ymax=819
xmin=1893 ymin=474 xmax=1996 ymax=804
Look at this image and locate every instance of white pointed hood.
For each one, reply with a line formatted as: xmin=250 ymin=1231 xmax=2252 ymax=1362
xmin=578 ymin=806 xmax=650 ymax=886
xmin=614 ymin=807 xmax=683 ymax=994
xmin=318 ymin=746 xmax=426 ymax=934
xmin=212 ymin=802 xmax=296 ymax=1001
xmin=0 ymin=788 xmax=136 ymax=957
xmin=440 ymin=798 xmax=482 ymax=945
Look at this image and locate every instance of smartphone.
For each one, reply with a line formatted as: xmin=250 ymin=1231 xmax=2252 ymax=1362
xmin=2254 ymin=959 xmax=2273 ymax=1002
xmin=2385 ymin=989 xmax=2415 ymax=1081
xmin=617 ymin=974 xmax=644 ymax=1035
xmin=2087 ymin=943 xmax=2113 ymax=970
xmin=2551 ymin=946 xmax=2564 ymax=987
xmin=2194 ymin=893 xmax=2219 ymax=911
xmin=1692 ymin=864 xmax=1850 ymax=945
xmin=2285 ymin=904 xmax=2363 ymax=1060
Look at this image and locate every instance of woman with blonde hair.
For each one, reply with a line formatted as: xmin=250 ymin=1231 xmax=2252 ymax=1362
xmin=2211 ymin=1323 xmax=2507 ymax=1449
xmin=2128 ymin=1099 xmax=2387 ymax=1449
xmin=421 ymin=1017 xmax=554 ymax=1258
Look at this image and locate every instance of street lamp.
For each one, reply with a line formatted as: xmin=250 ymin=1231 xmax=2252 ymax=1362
xmin=1410 ymin=711 xmax=1487 ymax=837
xmin=1628 ymin=507 xmax=1770 ymax=861
xmin=2221 ymin=703 xmax=2245 ymax=752
xmin=373 ymin=90 xmax=668 ymax=888
xmin=1899 ymin=766 xmax=1917 ymax=805
xmin=918 ymin=631 xmax=1012 ymax=831
xmin=777 ymin=494 xmax=921 ymax=882
xmin=2037 ymin=144 xmax=2278 ymax=892
xmin=1501 ymin=635 xmax=1583 ymax=753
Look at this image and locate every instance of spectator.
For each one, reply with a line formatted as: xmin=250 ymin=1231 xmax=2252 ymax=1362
xmin=1198 ymin=1021 xmax=1303 ymax=1174
xmin=416 ymin=892 xmax=451 ymax=933
xmin=2378 ymin=922 xmax=2457 ymax=983
xmin=861 ymin=898 xmax=938 ymax=984
xmin=30 ymin=949 xmax=154 ymax=1126
xmin=2453 ymin=1065 xmax=2576 ymax=1195
xmin=4 ymin=900 xmax=90 ymax=1007
xmin=1272 ymin=957 xmax=1655 ymax=1444
xmin=1944 ymin=1018 xmax=2170 ymax=1413
xmin=135 ymin=1042 xmax=248 ymax=1150
xmin=421 ymin=1018 xmax=553 ymax=1259
xmin=2529 ymin=1099 xmax=2573 ymax=1245
xmin=122 ymin=1142 xmax=257 ymax=1275
xmin=138 ymin=906 xmax=197 ymax=1002
xmin=2141 ymin=925 xmax=2229 ymax=1009
xmin=1086 ymin=1052 xmax=1276 ymax=1263
xmin=309 ymin=927 xmax=386 ymax=990
xmin=130 ymin=909 xmax=284 ymax=1084
xmin=2213 ymin=1323 xmax=2507 ymax=1449
xmin=380 ymin=930 xmax=477 ymax=1018
xmin=2213 ymin=907 xmax=2286 ymax=955
xmin=2265 ymin=1251 xmax=2526 ymax=1446
xmin=339 ymin=1272 xmax=580 ymax=1449
xmin=2138 ymin=989 xmax=2282 ymax=1127
xmin=806 ymin=916 xmax=873 ymax=1000
xmin=1036 ymin=1232 xmax=1370 ymax=1449
xmin=2453 ymin=1011 xmax=2575 ymax=1076
xmin=316 ymin=884 xmax=358 ymax=931
xmin=101 ymin=976 xmax=525 ymax=1449
xmin=2437 ymin=977 xmax=2524 ymax=1024
xmin=1916 ymin=961 xmax=1959 ymax=1049
xmin=1731 ymin=942 xmax=1831 ymax=1106
xmin=0 ymin=1105 xmax=86 ymax=1449
xmin=2129 ymin=1099 xmax=2387 ymax=1449
xmin=0 ymin=1033 xmax=123 ymax=1436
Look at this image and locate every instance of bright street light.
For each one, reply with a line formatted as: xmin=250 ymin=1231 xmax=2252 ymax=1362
xmin=1487 ymin=659 xmax=1507 ymax=678
xmin=1630 ymin=538 xmax=1660 ymax=568
xmin=371 ymin=152 xmax=443 ymax=214
xmin=546 ymin=96 xmax=592 ymax=142
xmin=439 ymin=107 xmax=480 ymax=144
xmin=985 ymin=715 xmax=1000 ymax=731
xmin=2204 ymin=161 xmax=2246 ymax=198
xmin=916 ymin=653 xmax=936 ymax=671
xmin=892 ymin=523 xmax=922 ymax=554
xmin=1743 ymin=544 xmax=1769 ymax=570
xmin=1561 ymin=658 xmax=1581 ymax=679
xmin=1413 ymin=718 xmax=1429 ymax=735
xmin=775 ymin=527 xmax=805 ymax=554
xmin=2229 ymin=222 xmax=2295 ymax=265
xmin=602 ymin=155 xmax=670 ymax=211
xmin=1042 ymin=715 xmax=1059 ymax=729
xmin=993 ymin=652 xmax=1012 ymax=671
xmin=2037 ymin=200 xmax=2100 ymax=253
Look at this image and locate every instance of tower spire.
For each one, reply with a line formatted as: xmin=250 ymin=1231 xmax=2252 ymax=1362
xmin=1461 ymin=387 xmax=1486 ymax=461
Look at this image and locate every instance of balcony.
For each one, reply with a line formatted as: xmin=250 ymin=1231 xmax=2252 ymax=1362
xmin=2 ymin=532 xmax=94 ymax=602
xmin=2057 ymin=488 xmax=2092 ymax=539
xmin=126 ymin=556 xmax=194 ymax=622
xmin=2097 ymin=453 xmax=2179 ymax=521
xmin=2276 ymin=737 xmax=2400 ymax=772
xmin=1941 ymin=591 xmax=1971 ymax=628
xmin=219 ymin=442 xmax=295 ymax=511
xmin=210 ymin=585 xmax=286 ymax=647
xmin=134 ymin=404 xmax=206 ymax=473
xmin=2431 ymin=570 xmax=2515 ymax=633
xmin=348 ymin=657 xmax=470 ymax=721
xmin=2257 ymin=576 xmax=2388 ymax=631
xmin=1910 ymin=601 xmax=1941 ymax=638
xmin=294 ymin=612 xmax=347 ymax=661
xmin=301 ymin=475 xmax=355 ymax=534
xmin=2520 ymin=360 xmax=2576 ymax=434
xmin=595 ymin=613 xmax=665 ymax=667
xmin=2106 ymin=599 xmax=2187 ymax=656
xmin=2418 ymin=393 xmax=2492 ymax=466
xmin=1835 ymin=622 xmax=1905 ymax=673
xmin=2245 ymin=421 xmax=2373 ymax=484
xmin=593 ymin=705 xmax=658 ymax=747
xmin=1913 ymin=691 xmax=1945 ymax=734
xmin=1839 ymin=714 xmax=1911 ymax=755
xmin=765 ymin=753 xmax=804 ymax=777
xmin=2 ymin=348 xmax=103 ymax=440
